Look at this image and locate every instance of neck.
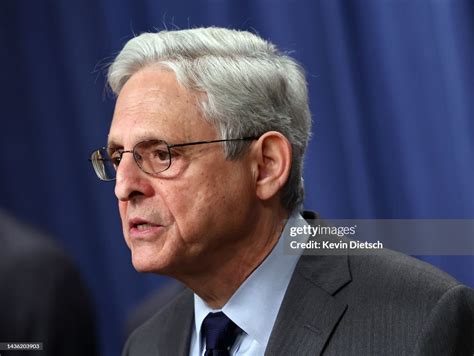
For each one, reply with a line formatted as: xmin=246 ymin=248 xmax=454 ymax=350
xmin=179 ymin=206 xmax=289 ymax=309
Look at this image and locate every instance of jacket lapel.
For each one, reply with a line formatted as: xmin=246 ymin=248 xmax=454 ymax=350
xmin=265 ymin=246 xmax=351 ymax=355
xmin=157 ymin=289 xmax=194 ymax=356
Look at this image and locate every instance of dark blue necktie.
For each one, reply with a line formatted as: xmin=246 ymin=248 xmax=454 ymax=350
xmin=202 ymin=312 xmax=240 ymax=356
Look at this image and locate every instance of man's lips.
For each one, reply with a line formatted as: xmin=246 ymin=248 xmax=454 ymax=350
xmin=128 ymin=217 xmax=164 ymax=239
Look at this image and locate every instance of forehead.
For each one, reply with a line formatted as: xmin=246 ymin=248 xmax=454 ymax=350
xmin=108 ymin=66 xmax=216 ymax=146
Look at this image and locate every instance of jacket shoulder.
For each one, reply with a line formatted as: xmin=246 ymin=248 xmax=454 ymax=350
xmin=327 ymin=249 xmax=474 ymax=354
xmin=348 ymin=249 xmax=460 ymax=294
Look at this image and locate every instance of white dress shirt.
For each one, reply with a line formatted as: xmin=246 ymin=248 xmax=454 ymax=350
xmin=189 ymin=212 xmax=310 ymax=356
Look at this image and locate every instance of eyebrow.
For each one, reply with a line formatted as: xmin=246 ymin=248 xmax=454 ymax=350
xmin=106 ymin=134 xmax=172 ymax=149
xmin=106 ymin=137 xmax=122 ymax=150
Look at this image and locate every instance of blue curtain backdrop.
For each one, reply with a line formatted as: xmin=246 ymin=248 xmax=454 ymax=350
xmin=1 ymin=1 xmax=473 ymax=355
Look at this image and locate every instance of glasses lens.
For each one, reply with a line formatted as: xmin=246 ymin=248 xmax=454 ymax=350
xmin=134 ymin=140 xmax=171 ymax=174
xmin=91 ymin=149 xmax=116 ymax=181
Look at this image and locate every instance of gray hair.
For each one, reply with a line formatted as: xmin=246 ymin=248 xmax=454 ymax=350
xmin=107 ymin=27 xmax=312 ymax=212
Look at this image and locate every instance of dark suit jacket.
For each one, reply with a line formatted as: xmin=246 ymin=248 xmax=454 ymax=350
xmin=122 ymin=212 xmax=474 ymax=355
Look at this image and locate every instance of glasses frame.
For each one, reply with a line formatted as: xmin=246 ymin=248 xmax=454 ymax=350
xmin=89 ymin=136 xmax=258 ymax=181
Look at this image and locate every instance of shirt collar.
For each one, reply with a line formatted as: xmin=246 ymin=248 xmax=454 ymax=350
xmin=193 ymin=211 xmax=310 ymax=349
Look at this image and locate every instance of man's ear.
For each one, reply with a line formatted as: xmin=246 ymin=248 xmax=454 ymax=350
xmin=252 ymin=131 xmax=292 ymax=202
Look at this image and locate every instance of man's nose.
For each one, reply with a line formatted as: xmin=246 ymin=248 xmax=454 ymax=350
xmin=114 ymin=153 xmax=151 ymax=201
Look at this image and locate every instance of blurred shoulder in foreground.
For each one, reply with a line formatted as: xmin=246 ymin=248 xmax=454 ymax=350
xmin=0 ymin=209 xmax=98 ymax=356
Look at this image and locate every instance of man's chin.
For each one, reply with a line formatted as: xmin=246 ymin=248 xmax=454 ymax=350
xmin=132 ymin=261 xmax=156 ymax=273
xmin=131 ymin=253 xmax=163 ymax=273
xmin=130 ymin=251 xmax=174 ymax=274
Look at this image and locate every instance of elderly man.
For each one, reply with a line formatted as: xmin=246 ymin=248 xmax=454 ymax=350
xmin=90 ymin=28 xmax=474 ymax=355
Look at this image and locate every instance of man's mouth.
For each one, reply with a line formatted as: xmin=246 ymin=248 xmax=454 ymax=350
xmin=135 ymin=223 xmax=156 ymax=230
xmin=128 ymin=218 xmax=163 ymax=238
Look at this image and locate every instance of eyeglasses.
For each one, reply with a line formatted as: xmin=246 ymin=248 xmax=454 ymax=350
xmin=89 ymin=137 xmax=258 ymax=181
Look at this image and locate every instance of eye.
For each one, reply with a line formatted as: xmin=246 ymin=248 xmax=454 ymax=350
xmin=134 ymin=140 xmax=171 ymax=172
xmin=152 ymin=148 xmax=170 ymax=162
xmin=110 ymin=151 xmax=122 ymax=168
